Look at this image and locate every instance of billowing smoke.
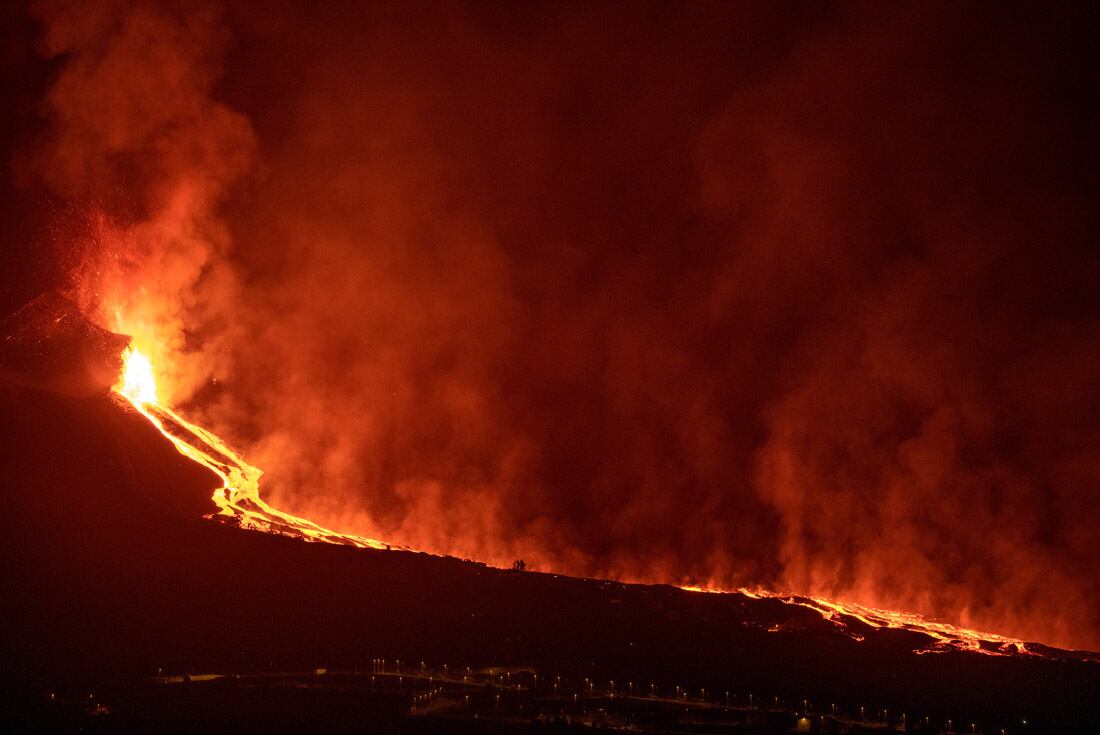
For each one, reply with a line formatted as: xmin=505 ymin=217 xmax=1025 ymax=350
xmin=18 ymin=1 xmax=1100 ymax=650
xmin=26 ymin=0 xmax=254 ymax=398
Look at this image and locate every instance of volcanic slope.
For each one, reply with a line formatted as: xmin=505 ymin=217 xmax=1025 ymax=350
xmin=1 ymin=381 xmax=1098 ymax=733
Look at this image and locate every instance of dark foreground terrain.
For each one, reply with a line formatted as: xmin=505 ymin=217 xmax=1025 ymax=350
xmin=1 ymin=376 xmax=1098 ymax=733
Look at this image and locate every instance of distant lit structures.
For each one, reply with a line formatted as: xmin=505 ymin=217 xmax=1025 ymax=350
xmin=30 ymin=659 xmax=1033 ymax=734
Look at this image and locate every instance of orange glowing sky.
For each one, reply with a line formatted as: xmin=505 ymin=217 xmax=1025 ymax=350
xmin=4 ymin=0 xmax=1099 ymax=652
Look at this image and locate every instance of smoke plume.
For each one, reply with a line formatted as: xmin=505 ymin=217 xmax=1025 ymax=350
xmin=27 ymin=0 xmax=254 ymax=398
xmin=21 ymin=1 xmax=1100 ymax=650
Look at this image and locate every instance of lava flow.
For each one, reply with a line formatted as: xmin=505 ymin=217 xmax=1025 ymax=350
xmin=114 ymin=345 xmax=1086 ymax=662
xmin=793 ymin=595 xmax=1038 ymax=657
xmin=680 ymin=585 xmax=1066 ymax=659
xmin=114 ymin=346 xmax=389 ymax=549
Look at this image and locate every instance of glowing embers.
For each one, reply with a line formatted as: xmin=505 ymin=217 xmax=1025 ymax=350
xmin=113 ymin=347 xmax=389 ymax=550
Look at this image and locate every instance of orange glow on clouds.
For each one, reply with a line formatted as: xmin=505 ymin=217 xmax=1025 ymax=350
xmin=25 ymin=0 xmax=1100 ymax=654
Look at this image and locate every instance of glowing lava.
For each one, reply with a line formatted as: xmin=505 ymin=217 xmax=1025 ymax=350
xmin=114 ymin=346 xmax=389 ymax=549
xmin=113 ymin=346 xmax=1085 ymax=661
xmin=794 ymin=595 xmax=1037 ymax=656
xmin=117 ymin=347 xmax=158 ymax=404
xmin=680 ymin=585 xmax=1047 ymax=658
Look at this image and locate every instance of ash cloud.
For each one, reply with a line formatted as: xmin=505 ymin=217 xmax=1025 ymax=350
xmin=21 ymin=1 xmax=1100 ymax=649
xmin=26 ymin=0 xmax=255 ymax=397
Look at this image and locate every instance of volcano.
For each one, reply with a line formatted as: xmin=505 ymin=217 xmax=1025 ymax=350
xmin=1 ymin=300 xmax=1097 ymax=733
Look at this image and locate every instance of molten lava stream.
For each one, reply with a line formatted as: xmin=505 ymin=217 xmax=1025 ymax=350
xmin=114 ymin=347 xmax=387 ymax=549
xmin=680 ymin=585 xmax=1041 ymax=658
xmin=115 ymin=347 xmax=1062 ymax=659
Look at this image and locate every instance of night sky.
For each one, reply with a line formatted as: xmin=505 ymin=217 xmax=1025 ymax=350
xmin=2 ymin=1 xmax=1098 ymax=651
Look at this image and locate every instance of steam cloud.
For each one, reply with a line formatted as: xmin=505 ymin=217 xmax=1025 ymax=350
xmin=22 ymin=1 xmax=1100 ymax=650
